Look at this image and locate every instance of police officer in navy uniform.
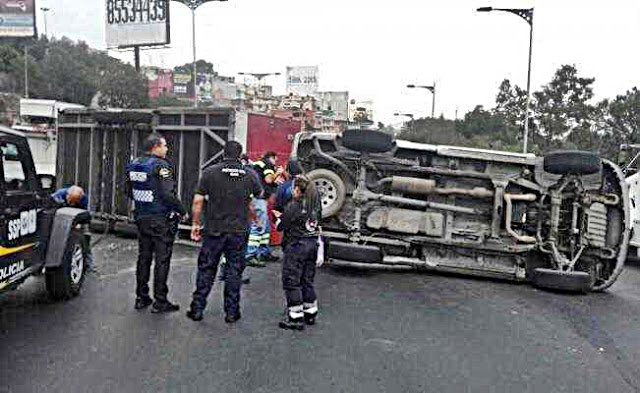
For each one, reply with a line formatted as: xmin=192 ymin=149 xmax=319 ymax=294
xmin=126 ymin=133 xmax=186 ymax=313
xmin=186 ymin=141 xmax=263 ymax=323
xmin=277 ymin=175 xmax=322 ymax=330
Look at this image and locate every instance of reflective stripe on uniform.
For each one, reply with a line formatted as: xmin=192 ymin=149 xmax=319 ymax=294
xmin=129 ymin=171 xmax=148 ymax=182
xmin=288 ymin=305 xmax=304 ymax=319
xmin=259 ymin=233 xmax=270 ymax=245
xmin=303 ymin=301 xmax=318 ymax=314
xmin=263 ymin=169 xmax=275 ymax=176
xmin=248 ymin=234 xmax=262 ymax=246
xmin=132 ymin=189 xmax=154 ymax=203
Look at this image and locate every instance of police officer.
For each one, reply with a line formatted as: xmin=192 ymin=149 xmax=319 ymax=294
xmin=277 ymin=175 xmax=322 ymax=330
xmin=126 ymin=133 xmax=186 ymax=313
xmin=187 ymin=141 xmax=263 ymax=323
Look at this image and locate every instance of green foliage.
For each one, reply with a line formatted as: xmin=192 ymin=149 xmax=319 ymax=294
xmin=594 ymin=88 xmax=640 ymax=159
xmin=148 ymin=95 xmax=188 ymax=108
xmin=533 ymin=65 xmax=596 ymax=151
xmin=0 ymin=36 xmax=148 ymax=108
xmin=173 ymin=59 xmax=214 ymax=76
xmin=492 ymin=64 xmax=637 ymax=160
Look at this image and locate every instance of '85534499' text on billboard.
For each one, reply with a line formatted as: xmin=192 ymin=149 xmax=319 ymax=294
xmin=105 ymin=0 xmax=170 ymax=48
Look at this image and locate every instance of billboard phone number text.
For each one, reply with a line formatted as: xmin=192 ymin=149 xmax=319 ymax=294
xmin=107 ymin=0 xmax=167 ymax=25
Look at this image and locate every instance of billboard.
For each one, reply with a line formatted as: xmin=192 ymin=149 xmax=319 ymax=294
xmin=0 ymin=0 xmax=36 ymax=38
xmin=349 ymin=100 xmax=374 ymax=123
xmin=105 ymin=0 xmax=170 ymax=48
xmin=317 ymin=91 xmax=349 ymax=122
xmin=286 ymin=66 xmax=318 ymax=97
xmin=172 ymin=71 xmax=190 ymax=95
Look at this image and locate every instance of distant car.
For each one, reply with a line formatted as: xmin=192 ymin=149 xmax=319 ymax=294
xmin=292 ymin=129 xmax=629 ymax=293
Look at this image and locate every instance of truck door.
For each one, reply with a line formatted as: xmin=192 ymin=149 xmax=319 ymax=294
xmin=0 ymin=136 xmax=40 ymax=291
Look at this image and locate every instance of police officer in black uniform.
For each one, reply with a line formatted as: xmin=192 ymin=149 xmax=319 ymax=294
xmin=277 ymin=175 xmax=322 ymax=330
xmin=186 ymin=141 xmax=263 ymax=323
xmin=126 ymin=133 xmax=186 ymax=313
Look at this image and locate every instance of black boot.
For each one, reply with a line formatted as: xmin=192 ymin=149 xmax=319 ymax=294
xmin=246 ymin=257 xmax=266 ymax=268
xmin=279 ymin=315 xmax=305 ymax=330
xmin=262 ymin=253 xmax=280 ymax=263
xmin=304 ymin=312 xmax=317 ymax=326
xmin=134 ymin=297 xmax=153 ymax=310
xmin=225 ymin=313 xmax=242 ymax=323
xmin=151 ymin=301 xmax=180 ymax=313
xmin=186 ymin=309 xmax=204 ymax=321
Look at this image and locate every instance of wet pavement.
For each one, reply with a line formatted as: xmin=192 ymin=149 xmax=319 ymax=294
xmin=3 ymin=234 xmax=640 ymax=392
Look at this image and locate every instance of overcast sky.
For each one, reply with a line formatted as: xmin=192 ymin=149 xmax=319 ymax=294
xmin=38 ymin=0 xmax=639 ymax=125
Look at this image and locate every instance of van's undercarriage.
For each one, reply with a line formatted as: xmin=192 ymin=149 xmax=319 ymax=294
xmin=294 ymin=130 xmax=630 ymax=292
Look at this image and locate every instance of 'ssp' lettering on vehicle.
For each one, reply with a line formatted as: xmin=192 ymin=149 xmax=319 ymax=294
xmin=8 ymin=209 xmax=36 ymax=241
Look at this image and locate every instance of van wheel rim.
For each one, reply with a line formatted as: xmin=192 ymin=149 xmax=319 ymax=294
xmin=314 ymin=178 xmax=338 ymax=209
xmin=70 ymin=245 xmax=84 ymax=284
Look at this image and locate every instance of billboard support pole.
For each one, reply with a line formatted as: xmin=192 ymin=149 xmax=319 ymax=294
xmin=24 ymin=44 xmax=28 ymax=98
xmin=134 ymin=46 xmax=141 ymax=72
xmin=191 ymin=7 xmax=197 ymax=108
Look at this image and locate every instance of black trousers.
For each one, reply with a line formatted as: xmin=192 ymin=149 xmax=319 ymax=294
xmin=136 ymin=216 xmax=175 ymax=303
xmin=282 ymin=237 xmax=318 ymax=308
xmin=191 ymin=233 xmax=247 ymax=316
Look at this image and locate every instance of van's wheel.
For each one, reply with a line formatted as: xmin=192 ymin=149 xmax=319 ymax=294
xmin=46 ymin=230 xmax=88 ymax=300
xmin=543 ymin=151 xmax=601 ymax=175
xmin=306 ymin=169 xmax=347 ymax=218
xmin=531 ymin=268 xmax=594 ymax=293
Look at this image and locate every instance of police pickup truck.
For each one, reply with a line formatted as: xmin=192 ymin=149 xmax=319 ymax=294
xmin=0 ymin=126 xmax=90 ymax=300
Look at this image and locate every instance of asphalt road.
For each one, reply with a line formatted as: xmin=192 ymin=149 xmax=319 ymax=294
xmin=4 ymin=235 xmax=640 ymax=393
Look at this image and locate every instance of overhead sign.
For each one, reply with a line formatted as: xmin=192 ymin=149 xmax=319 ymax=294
xmin=105 ymin=0 xmax=170 ymax=48
xmin=0 ymin=0 xmax=37 ymax=38
xmin=286 ymin=66 xmax=318 ymax=97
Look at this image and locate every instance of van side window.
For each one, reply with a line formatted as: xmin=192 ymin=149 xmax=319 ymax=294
xmin=1 ymin=142 xmax=28 ymax=192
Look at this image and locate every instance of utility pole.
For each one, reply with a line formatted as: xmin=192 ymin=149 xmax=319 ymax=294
xmin=477 ymin=6 xmax=535 ymax=153
xmin=407 ymin=83 xmax=436 ymax=118
xmin=24 ymin=45 xmax=28 ymax=98
xmin=173 ymin=0 xmax=229 ymax=108
xmin=41 ymin=7 xmax=50 ymax=37
xmin=431 ymin=81 xmax=436 ymax=118
xmin=134 ymin=47 xmax=141 ymax=72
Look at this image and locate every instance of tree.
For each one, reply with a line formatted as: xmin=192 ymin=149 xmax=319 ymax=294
xmin=594 ymin=87 xmax=640 ymax=159
xmin=456 ymin=105 xmax=520 ymax=151
xmin=0 ymin=36 xmax=149 ymax=108
xmin=495 ymin=79 xmax=528 ymax=129
xmin=398 ymin=116 xmax=459 ymax=145
xmin=173 ymin=59 xmax=214 ymax=75
xmin=148 ymin=95 xmax=187 ymax=108
xmin=533 ymin=65 xmax=596 ymax=151
xmin=97 ymin=58 xmax=149 ymax=108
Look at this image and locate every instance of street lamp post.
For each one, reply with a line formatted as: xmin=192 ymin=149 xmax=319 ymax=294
xmin=40 ymin=7 xmax=50 ymax=37
xmin=394 ymin=112 xmax=415 ymax=133
xmin=477 ymin=6 xmax=534 ymax=153
xmin=407 ymin=83 xmax=436 ymax=118
xmin=173 ymin=0 xmax=228 ymax=108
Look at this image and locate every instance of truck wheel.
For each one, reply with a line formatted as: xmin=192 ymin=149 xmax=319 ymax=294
xmin=46 ymin=230 xmax=88 ymax=300
xmin=543 ymin=151 xmax=601 ymax=175
xmin=531 ymin=268 xmax=593 ymax=293
xmin=341 ymin=129 xmax=394 ymax=153
xmin=306 ymin=169 xmax=347 ymax=218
